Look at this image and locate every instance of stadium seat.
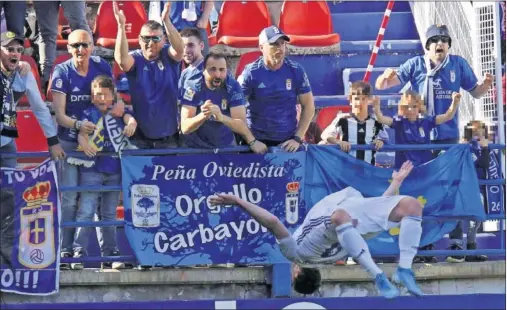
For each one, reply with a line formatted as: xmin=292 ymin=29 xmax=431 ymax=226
xmin=46 ymin=53 xmax=72 ymax=103
xmin=315 ymin=105 xmax=351 ymax=131
xmin=94 ymin=1 xmax=147 ymax=49
xmin=15 ymin=110 xmax=49 ymax=166
xmin=235 ymin=51 xmax=261 ymax=78
xmin=279 ymin=1 xmax=340 ymax=47
xmin=24 ymin=39 xmax=31 ymax=49
xmin=57 ymin=7 xmax=70 ymax=49
xmin=215 ymin=1 xmax=271 ymax=48
xmin=18 ymin=55 xmax=45 ymax=107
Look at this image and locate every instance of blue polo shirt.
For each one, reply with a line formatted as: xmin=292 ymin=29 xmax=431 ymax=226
xmin=178 ymin=59 xmax=204 ymax=99
xmin=396 ymin=55 xmax=478 ymax=141
xmin=127 ymin=45 xmax=180 ymax=139
xmin=50 ymin=56 xmax=112 ymax=142
xmin=180 ymin=73 xmax=245 ymax=148
xmin=391 ymin=115 xmax=436 ymax=168
xmin=238 ymin=57 xmax=312 ymax=142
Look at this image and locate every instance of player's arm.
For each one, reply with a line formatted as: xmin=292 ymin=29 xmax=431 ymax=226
xmin=161 ymin=3 xmax=184 ymax=62
xmin=375 ymin=68 xmax=401 ymax=90
xmin=209 ymin=194 xmax=290 ymax=240
xmin=436 ymin=92 xmax=461 ymax=125
xmin=372 ymin=96 xmax=393 ymax=126
xmin=383 ymin=161 xmax=414 ymax=196
xmin=113 ymin=0 xmax=135 ymax=72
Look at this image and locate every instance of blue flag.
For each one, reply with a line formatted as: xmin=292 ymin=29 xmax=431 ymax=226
xmin=121 ymin=152 xmax=306 ymax=266
xmin=305 ymin=144 xmax=486 ymax=254
xmin=0 ymin=159 xmax=60 ymax=295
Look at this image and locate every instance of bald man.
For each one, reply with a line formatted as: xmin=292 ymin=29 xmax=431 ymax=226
xmin=50 ymin=29 xmax=117 ymax=269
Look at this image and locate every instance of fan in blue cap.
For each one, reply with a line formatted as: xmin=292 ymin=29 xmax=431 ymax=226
xmin=425 ymin=24 xmax=452 ymax=50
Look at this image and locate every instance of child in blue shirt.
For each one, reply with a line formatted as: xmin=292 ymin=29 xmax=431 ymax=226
xmin=374 ymin=90 xmax=461 ymax=169
xmin=70 ymin=75 xmax=137 ymax=270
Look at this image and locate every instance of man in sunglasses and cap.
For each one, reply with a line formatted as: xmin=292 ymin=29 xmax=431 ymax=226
xmin=114 ymin=1 xmax=184 ymax=150
xmin=1 ymin=31 xmax=64 ymax=168
xmin=376 ymin=24 xmax=494 ymax=263
xmin=237 ymin=26 xmax=315 ymax=153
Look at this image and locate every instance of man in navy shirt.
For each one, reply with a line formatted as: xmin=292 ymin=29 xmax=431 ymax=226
xmin=180 ymin=51 xmax=266 ymax=154
xmin=238 ymin=26 xmax=315 ymax=152
xmin=51 ymin=29 xmax=116 ymax=268
xmin=178 ymin=27 xmax=205 ymax=92
xmin=114 ymin=1 xmax=184 ymax=149
xmin=376 ymin=24 xmax=493 ymax=144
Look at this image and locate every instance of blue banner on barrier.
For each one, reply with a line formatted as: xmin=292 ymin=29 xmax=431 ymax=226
xmin=121 ymin=152 xmax=306 ymax=266
xmin=486 ymin=151 xmax=505 ymax=215
xmin=305 ymin=144 xmax=486 ymax=253
xmin=0 ymin=159 xmax=60 ymax=295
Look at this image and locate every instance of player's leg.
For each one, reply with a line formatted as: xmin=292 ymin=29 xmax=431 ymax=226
xmin=387 ymin=196 xmax=424 ymax=296
xmin=331 ymin=209 xmax=399 ymax=299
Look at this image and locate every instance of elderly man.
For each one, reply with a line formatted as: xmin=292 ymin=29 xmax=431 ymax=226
xmin=238 ymin=26 xmax=315 ymax=152
xmin=180 ymin=50 xmax=266 ymax=154
xmin=51 ymin=29 xmax=115 ymax=269
xmin=1 ymin=31 xmax=64 ymax=168
xmin=114 ymin=1 xmax=184 ymax=149
xmin=375 ymin=24 xmax=494 ymax=263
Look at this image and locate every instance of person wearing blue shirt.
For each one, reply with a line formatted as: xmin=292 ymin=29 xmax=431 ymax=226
xmin=149 ymin=1 xmax=213 ymax=55
xmin=178 ymin=27 xmax=205 ymax=94
xmin=376 ymin=24 xmax=493 ymax=144
xmin=70 ymin=75 xmax=137 ymax=270
xmin=51 ymin=30 xmax=121 ymax=269
xmin=238 ymin=26 xmax=315 ymax=152
xmin=180 ymin=50 xmax=266 ymax=154
xmin=374 ymin=90 xmax=461 ymax=169
xmin=114 ymin=1 xmax=184 ymax=149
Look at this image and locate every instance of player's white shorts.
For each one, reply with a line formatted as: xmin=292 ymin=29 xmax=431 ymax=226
xmin=307 ymin=187 xmax=408 ymax=236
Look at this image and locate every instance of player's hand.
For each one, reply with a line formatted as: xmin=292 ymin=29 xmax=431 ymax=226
xmin=452 ymin=92 xmax=462 ymax=104
xmin=209 ymin=193 xmax=239 ymax=206
xmin=280 ymin=139 xmax=301 ymax=153
xmin=370 ymin=95 xmax=381 ymax=107
xmin=383 ymin=68 xmax=397 ymax=81
xmin=161 ymin=1 xmax=171 ymax=21
xmin=110 ymin=100 xmax=125 ymax=118
xmin=17 ymin=61 xmax=30 ymax=76
xmin=49 ymin=144 xmax=65 ymax=161
xmin=196 ymin=16 xmax=209 ymax=29
xmin=113 ymin=0 xmax=126 ymax=26
xmin=123 ymin=119 xmax=137 ymax=137
xmin=207 ymin=104 xmax=224 ymax=122
xmin=373 ymin=139 xmax=384 ymax=150
xmin=79 ymin=120 xmax=96 ymax=135
xmin=392 ymin=160 xmax=414 ymax=183
xmin=337 ymin=141 xmax=351 ymax=152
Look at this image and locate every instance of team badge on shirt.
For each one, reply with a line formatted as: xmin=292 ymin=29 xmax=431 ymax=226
xmin=183 ymin=88 xmax=195 ymax=101
xmin=419 ymin=127 xmax=426 ymax=138
xmin=157 ymin=61 xmax=164 ymax=70
xmin=221 ymin=98 xmax=227 ymax=110
xmin=55 ymin=79 xmax=63 ymax=89
xmin=286 ymin=79 xmax=292 ymax=90
xmin=450 ymin=70 xmax=456 ymax=82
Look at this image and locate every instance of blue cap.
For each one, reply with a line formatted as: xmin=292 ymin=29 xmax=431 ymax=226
xmin=425 ymin=24 xmax=451 ymax=50
xmin=258 ymin=26 xmax=290 ymax=45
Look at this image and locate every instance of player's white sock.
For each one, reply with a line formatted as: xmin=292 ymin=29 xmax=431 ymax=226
xmin=398 ymin=215 xmax=422 ymax=269
xmin=336 ymin=222 xmax=382 ymax=278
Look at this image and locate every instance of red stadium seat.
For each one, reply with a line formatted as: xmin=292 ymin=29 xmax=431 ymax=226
xmin=18 ymin=55 xmax=45 ymax=107
xmin=94 ymin=1 xmax=147 ymax=49
xmin=15 ymin=110 xmax=49 ymax=166
xmin=235 ymin=51 xmax=261 ymax=78
xmin=56 ymin=7 xmax=71 ymax=49
xmin=46 ymin=53 xmax=72 ymax=103
xmin=215 ymin=1 xmax=271 ymax=48
xmin=315 ymin=106 xmax=351 ymax=131
xmin=279 ymin=1 xmax=340 ymax=47
xmin=24 ymin=39 xmax=31 ymax=49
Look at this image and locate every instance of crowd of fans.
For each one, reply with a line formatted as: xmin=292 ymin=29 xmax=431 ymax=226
xmin=0 ymin=1 xmax=504 ymax=270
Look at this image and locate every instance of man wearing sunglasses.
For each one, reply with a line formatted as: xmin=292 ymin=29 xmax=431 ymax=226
xmin=375 ymin=24 xmax=495 ymax=263
xmin=114 ymin=1 xmax=184 ymax=150
xmin=50 ymin=29 xmax=115 ymax=269
xmin=0 ymin=31 xmax=64 ymax=169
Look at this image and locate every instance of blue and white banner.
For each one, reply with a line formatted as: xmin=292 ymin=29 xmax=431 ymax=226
xmin=305 ymin=144 xmax=486 ymax=255
xmin=0 ymin=159 xmax=60 ymax=295
xmin=486 ymin=150 xmax=505 ymax=214
xmin=121 ymin=152 xmax=306 ymax=266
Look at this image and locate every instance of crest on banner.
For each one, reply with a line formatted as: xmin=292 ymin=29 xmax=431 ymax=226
xmin=132 ymin=184 xmax=160 ymax=227
xmin=285 ymin=182 xmax=300 ymax=225
xmin=19 ymin=181 xmax=56 ymax=269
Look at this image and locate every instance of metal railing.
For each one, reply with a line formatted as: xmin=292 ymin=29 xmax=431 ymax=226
xmin=1 ymin=143 xmax=505 ymax=266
